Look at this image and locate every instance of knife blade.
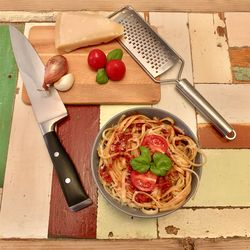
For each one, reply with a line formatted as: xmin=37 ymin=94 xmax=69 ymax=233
xmin=9 ymin=25 xmax=92 ymax=211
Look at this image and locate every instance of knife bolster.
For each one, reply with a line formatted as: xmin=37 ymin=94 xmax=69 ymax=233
xmin=39 ymin=114 xmax=67 ymax=135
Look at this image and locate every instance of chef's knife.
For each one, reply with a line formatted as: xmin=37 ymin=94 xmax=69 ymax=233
xmin=9 ymin=25 xmax=92 ymax=212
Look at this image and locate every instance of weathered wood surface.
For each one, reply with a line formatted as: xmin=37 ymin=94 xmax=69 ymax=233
xmin=1 ymin=9 xmax=250 ymax=249
xmin=0 ymin=24 xmax=23 ymax=187
xmin=1 ymin=0 xmax=250 ymax=12
xmin=48 ymin=106 xmax=99 ymax=238
xmin=1 ymin=238 xmax=250 ymax=250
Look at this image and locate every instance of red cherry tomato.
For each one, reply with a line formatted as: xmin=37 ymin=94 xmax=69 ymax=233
xmin=141 ymin=134 xmax=168 ymax=153
xmin=87 ymin=49 xmax=107 ymax=71
xmin=106 ymin=59 xmax=126 ymax=81
xmin=131 ymin=170 xmax=157 ymax=192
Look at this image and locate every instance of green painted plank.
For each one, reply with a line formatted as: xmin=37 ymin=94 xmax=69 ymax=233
xmin=0 ymin=23 xmax=24 ymax=187
xmin=232 ymin=65 xmax=250 ymax=81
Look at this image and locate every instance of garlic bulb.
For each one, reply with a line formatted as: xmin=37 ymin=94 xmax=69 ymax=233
xmin=54 ymin=73 xmax=75 ymax=92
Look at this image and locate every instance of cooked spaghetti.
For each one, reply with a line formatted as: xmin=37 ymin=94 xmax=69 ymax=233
xmin=97 ymin=114 xmax=203 ymax=214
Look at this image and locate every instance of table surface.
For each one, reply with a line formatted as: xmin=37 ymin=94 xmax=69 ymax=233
xmin=1 ymin=9 xmax=250 ymax=249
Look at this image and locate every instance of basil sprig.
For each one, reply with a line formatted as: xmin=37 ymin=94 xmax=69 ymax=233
xmin=130 ymin=146 xmax=172 ymax=176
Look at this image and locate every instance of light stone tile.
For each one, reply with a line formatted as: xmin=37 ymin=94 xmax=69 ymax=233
xmin=195 ymin=83 xmax=250 ymax=123
xmin=226 ymin=13 xmax=250 ymax=47
xmin=97 ymin=194 xmax=157 ymax=239
xmin=158 ymin=208 xmax=250 ymax=238
xmin=186 ymin=149 xmax=250 ymax=207
xmin=189 ymin=13 xmax=232 ymax=83
xmin=149 ymin=13 xmax=197 ymax=134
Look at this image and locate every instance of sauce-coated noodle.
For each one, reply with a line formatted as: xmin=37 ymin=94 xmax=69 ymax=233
xmin=97 ymin=114 xmax=203 ymax=214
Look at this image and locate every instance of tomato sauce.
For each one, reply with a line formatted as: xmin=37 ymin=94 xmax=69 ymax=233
xmin=99 ymin=165 xmax=112 ymax=183
xmin=110 ymin=132 xmax=132 ymax=153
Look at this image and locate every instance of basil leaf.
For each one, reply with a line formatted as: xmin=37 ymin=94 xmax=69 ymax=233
xmin=107 ymin=49 xmax=123 ymax=61
xmin=150 ymin=163 xmax=165 ymax=176
xmin=130 ymin=146 xmax=151 ymax=173
xmin=151 ymin=153 xmax=172 ymax=176
xmin=96 ymin=68 xmax=109 ymax=84
xmin=139 ymin=146 xmax=151 ymax=162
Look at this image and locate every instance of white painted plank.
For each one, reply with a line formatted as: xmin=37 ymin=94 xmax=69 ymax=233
xmin=226 ymin=12 xmax=250 ymax=47
xmin=196 ymin=84 xmax=250 ymax=123
xmin=189 ymin=13 xmax=232 ymax=83
xmin=0 ymin=24 xmax=53 ymax=238
xmin=149 ymin=12 xmax=197 ymax=134
xmin=97 ymin=104 xmax=157 ymax=239
xmin=0 ymin=189 xmax=2 ymax=207
xmin=158 ymin=208 xmax=250 ymax=238
xmin=97 ymin=194 xmax=157 ymax=239
xmin=186 ymin=149 xmax=250 ymax=207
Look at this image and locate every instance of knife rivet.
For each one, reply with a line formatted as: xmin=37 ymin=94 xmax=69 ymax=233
xmin=65 ymin=178 xmax=71 ymax=184
xmin=54 ymin=152 xmax=59 ymax=157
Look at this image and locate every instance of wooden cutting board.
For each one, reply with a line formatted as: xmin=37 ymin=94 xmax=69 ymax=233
xmin=22 ymin=25 xmax=161 ymax=105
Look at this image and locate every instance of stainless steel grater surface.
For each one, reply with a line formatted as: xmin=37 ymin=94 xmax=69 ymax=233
xmin=109 ymin=6 xmax=181 ymax=81
xmin=109 ymin=6 xmax=236 ymax=140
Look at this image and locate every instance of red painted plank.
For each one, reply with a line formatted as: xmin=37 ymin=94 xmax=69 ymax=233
xmin=48 ymin=105 xmax=100 ymax=238
xmin=198 ymin=123 xmax=250 ymax=149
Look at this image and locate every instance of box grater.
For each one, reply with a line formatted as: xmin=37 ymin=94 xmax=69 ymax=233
xmin=109 ymin=6 xmax=236 ymax=140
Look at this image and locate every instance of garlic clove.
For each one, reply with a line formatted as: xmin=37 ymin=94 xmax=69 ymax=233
xmin=54 ymin=73 xmax=75 ymax=92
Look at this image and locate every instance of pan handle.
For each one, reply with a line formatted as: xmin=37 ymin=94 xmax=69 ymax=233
xmin=176 ymin=79 xmax=236 ymax=140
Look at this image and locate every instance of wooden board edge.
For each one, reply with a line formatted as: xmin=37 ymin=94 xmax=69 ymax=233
xmin=1 ymin=0 xmax=250 ymax=12
xmin=1 ymin=238 xmax=250 ymax=249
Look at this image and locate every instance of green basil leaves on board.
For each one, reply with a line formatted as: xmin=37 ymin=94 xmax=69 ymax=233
xmin=107 ymin=48 xmax=123 ymax=61
xmin=96 ymin=68 xmax=109 ymax=84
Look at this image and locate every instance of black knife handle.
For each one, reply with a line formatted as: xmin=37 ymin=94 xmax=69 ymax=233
xmin=43 ymin=131 xmax=92 ymax=211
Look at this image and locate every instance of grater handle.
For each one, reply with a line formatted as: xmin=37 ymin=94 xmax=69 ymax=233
xmin=176 ymin=79 xmax=236 ymax=140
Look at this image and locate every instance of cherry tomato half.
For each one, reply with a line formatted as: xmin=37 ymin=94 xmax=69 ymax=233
xmin=131 ymin=170 xmax=157 ymax=192
xmin=141 ymin=134 xmax=168 ymax=153
xmin=106 ymin=59 xmax=126 ymax=81
xmin=87 ymin=49 xmax=107 ymax=71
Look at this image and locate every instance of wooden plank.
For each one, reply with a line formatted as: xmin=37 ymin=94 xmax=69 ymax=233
xmin=0 ymin=0 xmax=250 ymax=12
xmin=0 ymin=24 xmax=24 ymax=187
xmin=1 ymin=238 xmax=250 ymax=249
xmin=0 ymin=74 xmax=53 ymax=239
xmin=186 ymin=149 xmax=250 ymax=206
xmin=0 ymin=239 xmax=184 ymax=250
xmin=226 ymin=13 xmax=250 ymax=47
xmin=195 ymin=83 xmax=250 ymax=124
xmin=198 ymin=124 xmax=250 ymax=149
xmin=48 ymin=105 xmax=99 ymax=238
xmin=22 ymin=25 xmax=160 ymax=105
xmin=158 ymin=208 xmax=250 ymax=238
xmin=189 ymin=13 xmax=232 ymax=83
xmin=229 ymin=47 xmax=250 ymax=83
xmin=150 ymin=12 xmax=197 ymax=133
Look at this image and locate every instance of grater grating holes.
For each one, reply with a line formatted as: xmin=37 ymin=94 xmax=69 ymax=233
xmin=113 ymin=10 xmax=179 ymax=77
xmin=123 ymin=21 xmax=168 ymax=60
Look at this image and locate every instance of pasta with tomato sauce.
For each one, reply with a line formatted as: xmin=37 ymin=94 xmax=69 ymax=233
xmin=97 ymin=114 xmax=203 ymax=214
